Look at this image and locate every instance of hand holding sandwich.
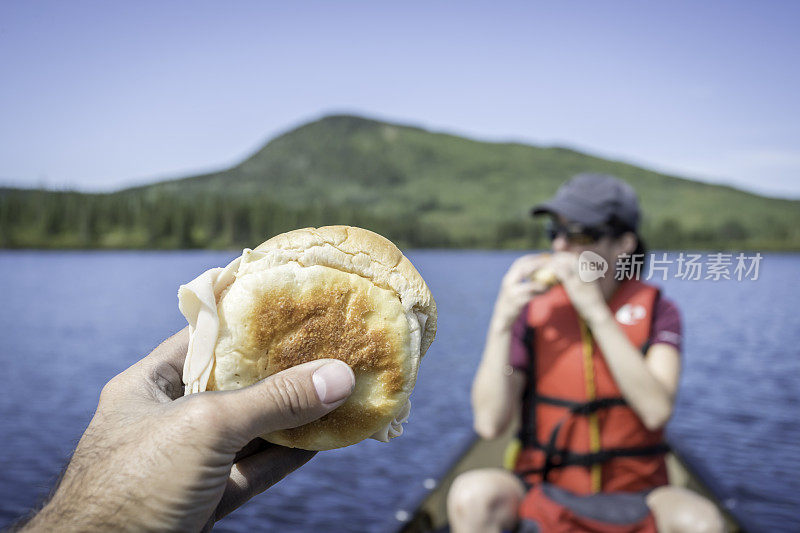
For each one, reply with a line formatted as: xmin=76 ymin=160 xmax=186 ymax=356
xmin=22 ymin=328 xmax=355 ymax=532
xmin=491 ymin=253 xmax=557 ymax=333
xmin=21 ymin=225 xmax=436 ymax=531
xmin=548 ymin=251 xmax=611 ymax=327
xmin=472 ymin=253 xmax=558 ymax=439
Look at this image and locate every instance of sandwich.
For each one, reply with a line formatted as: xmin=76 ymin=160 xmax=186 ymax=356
xmin=529 ymin=254 xmax=560 ymax=288
xmin=178 ymin=226 xmax=437 ymax=451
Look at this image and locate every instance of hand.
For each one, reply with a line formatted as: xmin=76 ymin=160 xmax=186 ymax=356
xmin=23 ymin=328 xmax=355 ymax=532
xmin=549 ymin=252 xmax=610 ymax=325
xmin=491 ymin=254 xmax=554 ymax=331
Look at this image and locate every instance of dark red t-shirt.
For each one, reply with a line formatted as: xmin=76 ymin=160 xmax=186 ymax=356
xmin=509 ymin=293 xmax=682 ymax=370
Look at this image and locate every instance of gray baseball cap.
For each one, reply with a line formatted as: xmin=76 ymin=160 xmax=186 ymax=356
xmin=531 ymin=173 xmax=641 ymax=230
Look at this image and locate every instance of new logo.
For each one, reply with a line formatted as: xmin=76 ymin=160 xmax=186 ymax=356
xmin=578 ymin=251 xmax=608 ymax=282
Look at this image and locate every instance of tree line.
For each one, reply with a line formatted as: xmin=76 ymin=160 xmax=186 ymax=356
xmin=0 ymin=189 xmax=449 ymax=250
xmin=0 ymin=188 xmax=789 ymax=250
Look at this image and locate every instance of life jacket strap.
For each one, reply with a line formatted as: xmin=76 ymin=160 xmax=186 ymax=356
xmin=534 ymin=394 xmax=628 ymax=415
xmin=528 ymin=394 xmax=667 ymax=483
xmin=517 ymin=441 xmax=671 ymax=476
xmin=518 ymin=395 xmax=628 ymax=442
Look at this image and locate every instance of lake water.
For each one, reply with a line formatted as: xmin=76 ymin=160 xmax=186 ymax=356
xmin=0 ymin=250 xmax=798 ymax=532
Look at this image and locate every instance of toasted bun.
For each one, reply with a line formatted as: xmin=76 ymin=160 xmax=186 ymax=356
xmin=529 ymin=254 xmax=560 ymax=288
xmin=531 ymin=267 xmax=559 ymax=287
xmin=208 ymin=226 xmax=437 ymax=450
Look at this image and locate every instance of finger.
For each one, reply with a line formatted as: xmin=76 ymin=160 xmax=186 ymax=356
xmin=517 ymin=280 xmax=549 ymax=293
xmin=213 ymin=446 xmax=317 ymax=521
xmin=510 ymin=281 xmax=549 ymax=300
xmin=506 ymin=254 xmax=552 ymax=284
xmin=214 ymin=359 xmax=355 ymax=448
xmin=233 ymin=437 xmax=273 ymax=463
xmin=143 ymin=327 xmax=190 ymax=374
xmin=551 ymin=251 xmax=578 ymax=269
xmin=508 ymin=254 xmax=546 ymax=275
xmin=495 ymin=282 xmax=547 ymax=321
xmin=548 ymin=252 xmax=579 ymax=279
xmin=128 ymin=328 xmax=190 ymax=401
xmin=107 ymin=328 xmax=190 ymax=401
xmin=509 ymin=253 xmax=542 ymax=268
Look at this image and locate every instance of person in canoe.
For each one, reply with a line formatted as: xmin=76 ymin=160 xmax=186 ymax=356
xmin=447 ymin=174 xmax=724 ymax=532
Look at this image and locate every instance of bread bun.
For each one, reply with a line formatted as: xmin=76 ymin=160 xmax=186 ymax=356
xmin=178 ymin=226 xmax=437 ymax=450
xmin=528 ymin=254 xmax=560 ymax=288
xmin=531 ymin=267 xmax=559 ymax=287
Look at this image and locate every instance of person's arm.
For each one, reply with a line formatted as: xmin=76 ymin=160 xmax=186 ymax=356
xmin=471 ymin=320 xmax=527 ymax=439
xmin=472 ymin=254 xmax=550 ymax=439
xmin=550 ymin=253 xmax=680 ymax=431
xmin=585 ymin=312 xmax=680 ymax=430
xmin=19 ymin=329 xmax=355 ymax=532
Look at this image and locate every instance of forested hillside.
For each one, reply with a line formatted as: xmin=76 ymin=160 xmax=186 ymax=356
xmin=2 ymin=115 xmax=798 ymax=250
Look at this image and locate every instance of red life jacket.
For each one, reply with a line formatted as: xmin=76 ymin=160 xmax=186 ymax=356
xmin=517 ymin=483 xmax=659 ymax=533
xmin=513 ymin=279 xmax=669 ymax=495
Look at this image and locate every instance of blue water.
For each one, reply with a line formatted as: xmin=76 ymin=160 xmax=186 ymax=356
xmin=0 ymin=250 xmax=798 ymax=532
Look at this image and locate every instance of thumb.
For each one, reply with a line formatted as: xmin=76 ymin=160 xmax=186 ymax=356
xmin=214 ymin=359 xmax=355 ymax=449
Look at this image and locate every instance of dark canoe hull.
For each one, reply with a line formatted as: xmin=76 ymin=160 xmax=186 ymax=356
xmin=391 ymin=426 xmax=741 ymax=533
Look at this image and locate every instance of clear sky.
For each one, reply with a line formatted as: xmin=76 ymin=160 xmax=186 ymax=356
xmin=1 ymin=1 xmax=798 ymax=198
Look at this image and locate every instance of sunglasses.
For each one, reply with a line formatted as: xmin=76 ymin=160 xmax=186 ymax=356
xmin=545 ymin=220 xmax=612 ymax=245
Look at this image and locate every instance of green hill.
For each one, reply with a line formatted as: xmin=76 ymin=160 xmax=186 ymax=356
xmin=2 ymin=114 xmax=799 ymax=250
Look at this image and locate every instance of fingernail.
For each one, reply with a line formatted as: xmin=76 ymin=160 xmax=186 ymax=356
xmin=312 ymin=361 xmax=355 ymax=405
